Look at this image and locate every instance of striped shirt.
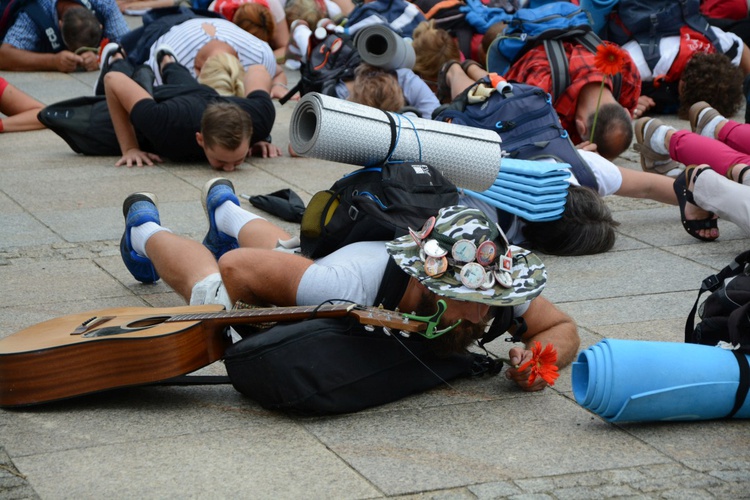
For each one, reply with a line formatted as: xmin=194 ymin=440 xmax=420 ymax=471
xmin=146 ymin=18 xmax=276 ymax=85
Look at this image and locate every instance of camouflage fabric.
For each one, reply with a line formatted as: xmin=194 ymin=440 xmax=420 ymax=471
xmin=385 ymin=206 xmax=547 ymax=306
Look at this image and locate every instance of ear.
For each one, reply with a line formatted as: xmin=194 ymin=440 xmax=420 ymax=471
xmin=196 ymin=132 xmax=204 ymax=148
xmin=575 ymin=116 xmax=588 ymax=141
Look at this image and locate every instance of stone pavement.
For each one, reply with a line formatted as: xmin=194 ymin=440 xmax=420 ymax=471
xmin=1 ymin=30 xmax=750 ymax=500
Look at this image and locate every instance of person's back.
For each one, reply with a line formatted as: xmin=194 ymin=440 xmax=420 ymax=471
xmin=504 ymin=41 xmax=639 ymax=159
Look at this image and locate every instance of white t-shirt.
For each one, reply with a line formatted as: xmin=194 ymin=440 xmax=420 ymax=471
xmin=146 ymin=18 xmax=276 ymax=85
xmin=624 ymin=26 xmax=744 ymax=81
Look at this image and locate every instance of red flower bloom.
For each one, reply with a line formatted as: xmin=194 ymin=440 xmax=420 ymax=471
xmin=517 ymin=341 xmax=559 ymax=386
xmin=594 ymin=42 xmax=628 ymax=76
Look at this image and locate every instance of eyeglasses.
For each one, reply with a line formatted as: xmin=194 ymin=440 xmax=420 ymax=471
xmin=408 ymin=216 xmax=514 ymax=290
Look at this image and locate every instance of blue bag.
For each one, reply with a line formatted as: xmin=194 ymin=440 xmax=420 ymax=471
xmin=434 ymin=78 xmax=598 ymax=190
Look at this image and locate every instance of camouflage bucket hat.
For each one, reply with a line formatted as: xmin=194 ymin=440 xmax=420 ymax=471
xmin=385 ymin=205 xmax=547 ymax=307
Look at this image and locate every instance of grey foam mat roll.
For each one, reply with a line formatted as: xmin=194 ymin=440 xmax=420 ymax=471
xmin=289 ymin=93 xmax=502 ymax=191
xmin=356 ymin=24 xmax=415 ymax=70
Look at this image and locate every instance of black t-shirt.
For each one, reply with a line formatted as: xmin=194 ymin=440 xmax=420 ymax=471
xmin=131 ymin=87 xmax=275 ymax=162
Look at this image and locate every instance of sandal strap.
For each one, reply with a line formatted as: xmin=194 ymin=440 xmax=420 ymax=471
xmin=633 ymin=143 xmax=677 ymax=175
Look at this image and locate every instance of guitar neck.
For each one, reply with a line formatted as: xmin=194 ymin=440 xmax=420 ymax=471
xmin=166 ymin=304 xmax=426 ymax=333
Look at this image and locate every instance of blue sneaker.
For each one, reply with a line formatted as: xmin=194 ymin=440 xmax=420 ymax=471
xmin=202 ymin=178 xmax=240 ymax=259
xmin=121 ymin=193 xmax=160 ymax=283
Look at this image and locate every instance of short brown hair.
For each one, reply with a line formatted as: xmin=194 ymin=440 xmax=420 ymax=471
xmin=349 ymin=64 xmax=405 ymax=112
xmin=61 ymin=7 xmax=101 ymax=52
xmin=201 ymin=102 xmax=254 ymax=150
xmin=233 ymin=3 xmax=276 ymax=43
xmin=411 ymin=21 xmax=461 ymax=86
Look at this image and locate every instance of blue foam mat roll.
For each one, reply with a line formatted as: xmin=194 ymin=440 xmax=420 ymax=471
xmin=463 ymin=189 xmax=564 ymax=221
xmin=572 ymin=339 xmax=750 ymax=422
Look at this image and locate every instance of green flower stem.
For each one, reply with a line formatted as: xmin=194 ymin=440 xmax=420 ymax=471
xmin=589 ymin=78 xmax=606 ymax=143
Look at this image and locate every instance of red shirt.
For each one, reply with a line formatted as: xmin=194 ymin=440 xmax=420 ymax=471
xmin=701 ymin=0 xmax=747 ymax=21
xmin=504 ymin=42 xmax=641 ymax=145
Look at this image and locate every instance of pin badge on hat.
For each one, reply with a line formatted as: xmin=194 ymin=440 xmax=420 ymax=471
xmin=424 ymin=255 xmax=448 ymax=277
xmin=476 ymin=240 xmax=498 ymax=266
xmin=423 ymin=239 xmax=447 ymax=258
xmin=494 ymin=247 xmax=514 ymax=289
xmin=451 ymin=239 xmax=476 ymax=263
xmin=460 ymin=262 xmax=486 ymax=289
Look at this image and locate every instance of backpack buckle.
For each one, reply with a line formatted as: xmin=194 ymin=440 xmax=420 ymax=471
xmin=348 ymin=205 xmax=360 ymax=221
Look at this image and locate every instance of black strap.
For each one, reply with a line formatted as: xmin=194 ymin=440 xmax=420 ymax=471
xmin=375 ymin=256 xmax=410 ymax=311
xmin=728 ymin=350 xmax=750 ymax=418
xmin=685 ymin=249 xmax=750 ymax=343
xmin=152 ymin=374 xmax=232 ymax=385
xmin=381 ymin=110 xmax=398 ymax=165
xmin=543 ymin=39 xmax=569 ymax=102
xmin=279 ymin=81 xmax=301 ymax=105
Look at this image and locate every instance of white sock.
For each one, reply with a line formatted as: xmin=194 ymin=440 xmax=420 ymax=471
xmin=697 ymin=109 xmax=724 ymax=139
xmin=292 ymin=25 xmax=312 ymax=61
xmin=131 ymin=221 xmax=170 ymax=258
xmin=645 ymin=120 xmax=672 ymax=156
xmin=215 ymin=201 xmax=264 ymax=239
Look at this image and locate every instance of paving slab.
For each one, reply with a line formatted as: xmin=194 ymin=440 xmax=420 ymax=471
xmin=0 ymin=22 xmax=749 ymax=498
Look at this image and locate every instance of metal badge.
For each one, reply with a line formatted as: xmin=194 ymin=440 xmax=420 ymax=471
xmin=416 ymin=216 xmax=435 ymax=239
xmin=460 ymin=262 xmax=486 ymax=289
xmin=499 ymin=247 xmax=513 ymax=272
xmin=424 ymin=255 xmax=448 ymax=277
xmin=423 ymin=239 xmax=447 ymax=258
xmin=480 ymin=269 xmax=496 ymax=290
xmin=476 ymin=240 xmax=498 ymax=266
xmin=494 ymin=269 xmax=513 ymax=289
xmin=451 ymin=239 xmax=476 ymax=263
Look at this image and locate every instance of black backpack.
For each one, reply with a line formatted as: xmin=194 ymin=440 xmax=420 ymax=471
xmin=279 ymin=29 xmax=361 ymax=105
xmin=686 ymin=249 xmax=750 ymax=353
xmin=299 ymin=161 xmax=459 ymax=259
xmin=433 ymin=77 xmax=599 ymax=190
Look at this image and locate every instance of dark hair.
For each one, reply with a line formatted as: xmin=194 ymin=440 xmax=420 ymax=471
xmin=61 ymin=7 xmax=101 ymax=52
xmin=586 ymin=103 xmax=633 ymax=160
xmin=679 ymin=52 xmax=744 ymax=120
xmin=522 ymin=186 xmax=619 ymax=256
xmin=201 ymin=102 xmax=253 ymax=150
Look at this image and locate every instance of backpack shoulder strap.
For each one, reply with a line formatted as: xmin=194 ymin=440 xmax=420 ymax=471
xmin=375 ymin=256 xmax=411 ymax=311
xmin=685 ymin=249 xmax=750 ymax=343
xmin=542 ymin=39 xmax=569 ymax=103
xmin=20 ymin=0 xmax=63 ymax=52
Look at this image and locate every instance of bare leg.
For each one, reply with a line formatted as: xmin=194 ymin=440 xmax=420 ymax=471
xmin=145 ymin=232 xmax=220 ymax=301
xmin=236 ymin=218 xmax=293 ymax=249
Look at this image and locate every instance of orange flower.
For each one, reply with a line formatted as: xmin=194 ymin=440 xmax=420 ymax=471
xmin=594 ymin=42 xmax=628 ymax=76
xmin=517 ymin=341 xmax=559 ymax=386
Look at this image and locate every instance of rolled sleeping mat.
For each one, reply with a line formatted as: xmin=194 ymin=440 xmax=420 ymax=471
xmin=355 ymin=24 xmax=416 ymax=70
xmin=462 ymin=189 xmax=566 ymax=221
xmin=573 ymin=339 xmax=750 ymax=422
xmin=289 ymin=92 xmax=503 ymax=191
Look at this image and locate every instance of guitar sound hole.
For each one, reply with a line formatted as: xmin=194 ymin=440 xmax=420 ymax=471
xmin=126 ymin=316 xmax=170 ymax=328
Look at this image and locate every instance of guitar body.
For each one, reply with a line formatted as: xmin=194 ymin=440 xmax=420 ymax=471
xmin=0 ymin=305 xmax=230 ymax=407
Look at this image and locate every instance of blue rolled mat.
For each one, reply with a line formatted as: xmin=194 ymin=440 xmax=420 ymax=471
xmin=482 ymin=187 xmax=566 ymax=212
xmin=463 ymin=189 xmax=565 ymax=221
xmin=573 ymin=339 xmax=750 ymax=422
xmin=498 ymin=158 xmax=572 ymax=179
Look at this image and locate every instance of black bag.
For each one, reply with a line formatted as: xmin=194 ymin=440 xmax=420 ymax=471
xmin=299 ymin=161 xmax=459 ymax=259
xmin=279 ymin=28 xmax=361 ymax=105
xmin=223 ymin=316 xmax=502 ymax=415
xmin=434 ymin=78 xmax=599 ymax=190
xmin=686 ymin=249 xmax=750 ymax=353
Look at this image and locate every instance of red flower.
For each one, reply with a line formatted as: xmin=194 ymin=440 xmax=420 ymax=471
xmin=594 ymin=42 xmax=628 ymax=76
xmin=517 ymin=341 xmax=559 ymax=386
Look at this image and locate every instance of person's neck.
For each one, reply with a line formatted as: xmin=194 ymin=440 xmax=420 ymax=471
xmin=577 ymin=81 xmax=616 ymax=119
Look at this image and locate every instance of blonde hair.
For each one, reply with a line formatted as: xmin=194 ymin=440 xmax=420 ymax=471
xmin=284 ymin=0 xmax=325 ymax=28
xmin=198 ymin=53 xmax=246 ymax=97
xmin=233 ymin=2 xmax=276 ymax=42
xmin=349 ymin=64 xmax=405 ymax=112
xmin=411 ymin=21 xmax=461 ymax=84
xmin=201 ymin=102 xmax=253 ymax=150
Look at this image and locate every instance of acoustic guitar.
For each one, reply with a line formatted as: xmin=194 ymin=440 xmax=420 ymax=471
xmin=0 ymin=303 xmax=426 ymax=407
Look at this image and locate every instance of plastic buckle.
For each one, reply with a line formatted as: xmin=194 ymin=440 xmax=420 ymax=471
xmin=347 ymin=205 xmax=359 ymax=221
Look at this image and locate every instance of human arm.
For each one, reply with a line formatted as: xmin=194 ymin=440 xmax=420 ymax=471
xmin=614 ymin=166 xmax=677 ymax=205
xmin=103 ymin=71 xmax=163 ymax=167
xmin=0 ymin=80 xmax=45 ymax=132
xmin=0 ymin=43 xmax=85 ymax=72
xmin=504 ymin=296 xmax=579 ymax=391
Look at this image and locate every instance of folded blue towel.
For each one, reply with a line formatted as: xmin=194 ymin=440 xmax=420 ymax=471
xmin=487 ymin=184 xmax=568 ymax=204
xmin=494 ymin=177 xmax=570 ymax=196
xmin=463 ymin=189 xmax=564 ymax=221
xmin=499 ymin=158 xmax=572 ymax=179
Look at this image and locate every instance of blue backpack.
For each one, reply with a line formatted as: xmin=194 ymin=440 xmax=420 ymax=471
xmin=605 ymin=0 xmax=727 ymax=71
xmin=433 ymin=76 xmax=598 ymax=190
xmin=486 ymin=2 xmax=619 ymax=101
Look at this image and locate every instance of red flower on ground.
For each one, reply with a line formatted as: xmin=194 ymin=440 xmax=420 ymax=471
xmin=517 ymin=341 xmax=559 ymax=386
xmin=594 ymin=42 xmax=628 ymax=76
